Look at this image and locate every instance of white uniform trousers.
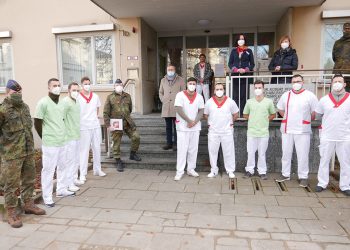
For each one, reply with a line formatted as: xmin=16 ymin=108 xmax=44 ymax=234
xmin=41 ymin=145 xmax=67 ymax=204
xmin=196 ymin=84 xmax=210 ymax=102
xmin=317 ymin=140 xmax=350 ymax=191
xmin=65 ymin=140 xmax=80 ymax=187
xmin=176 ymin=130 xmax=200 ymax=175
xmin=245 ymin=136 xmax=269 ymax=175
xmin=208 ymin=132 xmax=235 ymax=174
xmin=281 ymin=133 xmax=310 ymax=179
xmin=79 ymin=128 xmax=102 ymax=179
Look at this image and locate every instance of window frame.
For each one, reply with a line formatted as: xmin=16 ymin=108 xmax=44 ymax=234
xmin=56 ymin=32 xmax=116 ymax=87
xmin=0 ymin=39 xmax=15 ymax=93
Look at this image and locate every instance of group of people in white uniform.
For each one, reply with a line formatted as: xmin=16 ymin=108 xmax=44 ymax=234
xmin=173 ymin=73 xmax=350 ymax=196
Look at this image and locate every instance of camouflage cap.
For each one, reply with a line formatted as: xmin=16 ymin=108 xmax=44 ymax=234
xmin=344 ymin=23 xmax=350 ymax=29
xmin=6 ymin=79 xmax=22 ymax=92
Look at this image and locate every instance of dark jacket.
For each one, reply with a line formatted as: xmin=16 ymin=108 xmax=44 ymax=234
xmin=228 ymin=48 xmax=255 ymax=72
xmin=268 ymin=48 xmax=298 ymax=75
xmin=193 ymin=62 xmax=213 ymax=85
xmin=332 ymin=35 xmax=350 ymax=74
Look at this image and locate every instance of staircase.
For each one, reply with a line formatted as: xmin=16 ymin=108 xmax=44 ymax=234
xmin=101 ymin=113 xmax=211 ymax=171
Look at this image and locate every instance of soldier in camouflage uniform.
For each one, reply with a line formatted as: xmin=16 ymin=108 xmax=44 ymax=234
xmin=333 ymin=23 xmax=350 ymax=92
xmin=0 ymin=101 xmax=3 ymax=194
xmin=103 ymin=79 xmax=141 ymax=172
xmin=0 ymin=80 xmax=46 ymax=228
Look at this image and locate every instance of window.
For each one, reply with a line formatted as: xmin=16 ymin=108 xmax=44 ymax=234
xmin=59 ymin=35 xmax=114 ymax=85
xmin=0 ymin=42 xmax=14 ymax=87
xmin=323 ymin=23 xmax=344 ymax=69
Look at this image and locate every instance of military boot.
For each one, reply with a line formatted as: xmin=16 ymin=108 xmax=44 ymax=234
xmin=24 ymin=200 xmax=46 ymax=215
xmin=130 ymin=151 xmax=141 ymax=161
xmin=116 ymin=159 xmax=124 ymax=172
xmin=7 ymin=207 xmax=22 ymax=228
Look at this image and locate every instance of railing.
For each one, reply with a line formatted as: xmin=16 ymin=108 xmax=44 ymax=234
xmin=123 ymin=78 xmax=137 ymax=112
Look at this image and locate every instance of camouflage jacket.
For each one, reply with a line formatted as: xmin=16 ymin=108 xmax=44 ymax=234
xmin=332 ymin=36 xmax=350 ymax=73
xmin=0 ymin=97 xmax=35 ymax=160
xmin=103 ymin=91 xmax=136 ymax=130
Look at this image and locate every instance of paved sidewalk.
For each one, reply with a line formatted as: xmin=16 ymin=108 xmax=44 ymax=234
xmin=1 ymin=168 xmax=350 ymax=250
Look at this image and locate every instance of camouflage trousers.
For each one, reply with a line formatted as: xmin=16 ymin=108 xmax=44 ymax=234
xmin=0 ymin=158 xmax=3 ymax=193
xmin=111 ymin=126 xmax=140 ymax=159
xmin=2 ymin=154 xmax=35 ymax=208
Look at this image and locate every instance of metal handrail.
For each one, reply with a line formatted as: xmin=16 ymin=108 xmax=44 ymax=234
xmin=124 ymin=78 xmax=136 ymax=88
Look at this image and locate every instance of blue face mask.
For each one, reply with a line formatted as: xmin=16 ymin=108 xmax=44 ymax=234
xmin=167 ymin=71 xmax=175 ymax=77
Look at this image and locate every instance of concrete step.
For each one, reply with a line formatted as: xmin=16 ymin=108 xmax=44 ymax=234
xmin=119 ymin=146 xmax=209 ymax=158
xmin=121 ymin=136 xmax=208 ymax=145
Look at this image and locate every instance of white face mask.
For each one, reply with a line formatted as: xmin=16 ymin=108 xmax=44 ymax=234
xmin=51 ymin=86 xmax=61 ymax=95
xmin=292 ymin=83 xmax=302 ymax=91
xmin=237 ymin=39 xmax=245 ymax=46
xmin=281 ymin=42 xmax=289 ymax=49
xmin=187 ymin=84 xmax=196 ymax=92
xmin=167 ymin=71 xmax=175 ymax=77
xmin=70 ymin=91 xmax=79 ymax=99
xmin=115 ymin=85 xmax=123 ymax=93
xmin=83 ymin=84 xmax=91 ymax=92
xmin=332 ymin=82 xmax=344 ymax=92
xmin=215 ymin=90 xmax=224 ymax=98
xmin=254 ymin=88 xmax=263 ymax=96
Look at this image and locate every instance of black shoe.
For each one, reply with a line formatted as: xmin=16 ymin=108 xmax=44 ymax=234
xmin=45 ymin=203 xmax=55 ymax=208
xmin=162 ymin=144 xmax=173 ymax=150
xmin=116 ymin=159 xmax=124 ymax=172
xmin=342 ymin=190 xmax=350 ymax=196
xmin=259 ymin=174 xmax=268 ymax=180
xmin=172 ymin=145 xmax=177 ymax=151
xmin=299 ymin=179 xmax=309 ymax=188
xmin=243 ymin=172 xmax=253 ymax=179
xmin=276 ymin=174 xmax=290 ymax=182
xmin=130 ymin=152 xmax=142 ymax=161
xmin=315 ymin=186 xmax=325 ymax=192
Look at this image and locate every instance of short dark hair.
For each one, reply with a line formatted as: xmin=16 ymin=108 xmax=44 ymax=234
xmin=214 ymin=83 xmax=225 ymax=89
xmin=332 ymin=74 xmax=344 ymax=81
xmin=199 ymin=53 xmax=206 ymax=58
xmin=292 ymin=74 xmax=304 ymax=80
xmin=187 ymin=77 xmax=197 ymax=83
xmin=254 ymin=80 xmax=265 ymax=87
xmin=167 ymin=64 xmax=175 ymax=68
xmin=48 ymin=78 xmax=59 ymax=85
xmin=235 ymin=33 xmax=247 ymax=46
xmin=68 ymin=82 xmax=79 ymax=90
xmin=81 ymin=76 xmax=90 ymax=83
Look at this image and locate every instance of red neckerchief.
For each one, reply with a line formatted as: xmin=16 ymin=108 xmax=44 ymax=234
xmin=213 ymin=96 xmax=228 ymax=108
xmin=328 ymin=92 xmax=350 ymax=108
xmin=183 ymin=90 xmax=197 ymax=104
xmin=80 ymin=92 xmax=93 ymax=103
xmin=200 ymin=63 xmax=205 ymax=69
xmin=237 ymin=46 xmax=247 ymax=54
xmin=292 ymin=88 xmax=305 ymax=95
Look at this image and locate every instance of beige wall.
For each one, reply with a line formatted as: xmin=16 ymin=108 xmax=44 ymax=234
xmin=276 ymin=8 xmax=293 ymax=51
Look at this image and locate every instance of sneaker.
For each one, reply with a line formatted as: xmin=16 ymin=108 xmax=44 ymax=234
xmin=162 ymin=144 xmax=172 ymax=150
xmin=68 ymin=185 xmax=80 ymax=192
xmin=228 ymin=172 xmax=235 ymax=179
xmin=342 ymin=190 xmax=350 ymax=196
xmin=275 ymin=174 xmax=290 ymax=182
xmin=56 ymin=190 xmax=76 ymax=198
xmin=243 ymin=172 xmax=253 ymax=179
xmin=80 ymin=175 xmax=87 ymax=182
xmin=299 ymin=178 xmax=309 ymax=188
xmin=187 ymin=169 xmax=199 ymax=177
xmin=174 ymin=173 xmax=183 ymax=181
xmin=315 ymin=186 xmax=325 ymax=192
xmin=45 ymin=203 xmax=55 ymax=208
xmin=259 ymin=174 xmax=268 ymax=180
xmin=207 ymin=172 xmax=218 ymax=178
xmin=94 ymin=170 xmax=106 ymax=177
xmin=74 ymin=179 xmax=85 ymax=186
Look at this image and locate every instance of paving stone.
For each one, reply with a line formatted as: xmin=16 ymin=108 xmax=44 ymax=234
xmin=176 ymin=202 xmax=220 ymax=215
xmin=38 ymin=224 xmax=68 ymax=233
xmin=287 ymin=219 xmax=347 ymax=236
xmin=221 ymin=203 xmax=267 ymax=217
xmin=17 ymin=231 xmax=58 ymax=248
xmin=86 ymin=228 xmax=124 ymax=246
xmin=134 ymin=199 xmax=179 ymax=212
xmin=51 ymin=206 xmax=100 ymax=220
xmin=271 ymin=233 xmax=310 ymax=241
xmin=180 ymin=235 xmax=215 ymax=250
xmin=217 ymin=237 xmax=249 ymax=247
xmin=148 ymin=233 xmax=182 ymax=250
xmin=117 ymin=231 xmax=154 ymax=249
xmin=85 ymin=179 xmax=117 ymax=188
xmin=310 ymin=234 xmax=350 ymax=244
xmin=338 ymin=221 xmax=350 ymax=235
xmin=115 ymin=180 xmax=152 ymax=190
xmin=235 ymin=194 xmax=278 ymax=206
xmin=143 ymin=211 xmax=188 ymax=220
xmin=68 ymin=219 xmax=88 ymax=226
xmin=0 ymin=235 xmax=23 ymax=249
xmin=117 ymin=190 xmax=157 ymax=200
xmin=155 ymin=191 xmax=195 ymax=202
xmin=314 ymin=190 xmax=337 ymax=198
xmin=130 ymin=224 xmax=163 ymax=233
xmin=93 ymin=209 xmax=142 ymax=223
xmin=312 ymin=208 xmax=350 ymax=221
xmin=93 ymin=198 xmax=138 ymax=209
xmin=198 ymin=229 xmax=232 ymax=236
xmin=276 ymin=196 xmax=323 ymax=208
xmin=186 ymin=214 xmax=236 ymax=230
xmin=262 ymin=186 xmax=282 ymax=195
xmin=194 ymin=193 xmax=234 ymax=204
xmin=324 ymin=244 xmax=350 ymax=250
xmin=55 ymin=195 xmax=101 ymax=207
xmin=165 ymin=175 xmax=199 ymax=184
xmin=133 ymin=174 xmax=167 ymax=183
xmin=80 ymin=187 xmax=121 ymax=198
xmin=286 ymin=241 xmax=323 ymax=250
xmin=185 ymin=183 xmax=222 ymax=193
xmin=163 ymin=226 xmax=197 ymax=235
xmin=98 ymin=222 xmax=131 ymax=231
xmin=251 ymin=239 xmax=286 ymax=250
xmin=127 ymin=169 xmax=160 ymax=175
xmin=216 ymin=246 xmax=250 ymax=250
xmin=0 ymin=223 xmax=41 ymax=238
xmin=45 ymin=241 xmax=81 ymax=250
xmin=237 ymin=184 xmax=255 ymax=195
xmin=86 ymin=221 xmax=100 ymax=227
xmin=283 ymin=187 xmax=310 ymax=197
xmin=318 ymin=198 xmax=350 ymax=208
xmin=38 ymin=217 xmax=70 ymax=225
xmin=237 ymin=217 xmax=290 ymax=233
xmin=266 ymin=206 xmax=317 ymax=219
xmin=58 ymin=226 xmax=94 ymax=243
xmin=149 ymin=182 xmax=186 ymax=192
xmin=234 ymin=231 xmax=270 ymax=239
